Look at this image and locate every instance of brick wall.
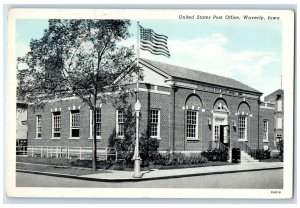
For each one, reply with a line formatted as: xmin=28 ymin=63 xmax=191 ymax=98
xmin=172 ymin=86 xmax=261 ymax=151
xmin=28 ymin=84 xmax=272 ymax=153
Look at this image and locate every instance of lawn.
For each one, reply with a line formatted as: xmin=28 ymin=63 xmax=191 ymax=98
xmin=259 ymin=158 xmax=283 ymax=162
xmin=16 ymin=156 xmax=234 ymax=172
xmin=16 ymin=162 xmax=110 ymax=176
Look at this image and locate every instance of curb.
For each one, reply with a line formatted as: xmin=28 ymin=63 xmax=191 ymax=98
xmin=16 ymin=166 xmax=283 ymax=183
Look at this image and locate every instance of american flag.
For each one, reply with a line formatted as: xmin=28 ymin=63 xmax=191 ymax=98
xmin=139 ymin=25 xmax=170 ymax=58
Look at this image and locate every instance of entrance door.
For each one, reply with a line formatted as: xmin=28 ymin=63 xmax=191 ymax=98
xmin=220 ymin=125 xmax=230 ymax=147
xmin=212 ymin=112 xmax=229 ymax=149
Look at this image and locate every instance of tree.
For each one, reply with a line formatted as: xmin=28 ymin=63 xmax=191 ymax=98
xmin=17 ymin=19 xmax=138 ymax=171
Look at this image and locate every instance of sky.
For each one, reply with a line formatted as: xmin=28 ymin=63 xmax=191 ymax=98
xmin=15 ymin=19 xmax=282 ymax=97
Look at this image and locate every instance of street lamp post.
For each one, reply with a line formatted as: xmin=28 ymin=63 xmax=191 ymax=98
xmin=132 ymin=99 xmax=142 ymax=178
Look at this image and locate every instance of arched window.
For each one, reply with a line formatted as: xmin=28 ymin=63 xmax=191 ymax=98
xmin=237 ymin=102 xmax=251 ymax=141
xmin=185 ymin=95 xmax=202 ymax=140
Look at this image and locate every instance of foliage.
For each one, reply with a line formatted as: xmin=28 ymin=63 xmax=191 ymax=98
xmin=201 ymin=149 xmax=229 ymax=162
xmin=17 ymin=19 xmax=138 ymax=170
xmin=111 ymin=104 xmax=136 ymax=163
xmin=153 ymin=152 xmax=208 ymax=166
xmin=109 ymin=104 xmax=160 ymax=165
xmin=17 ymin=155 xmax=233 ymax=171
xmin=254 ymin=149 xmax=271 ymax=160
xmin=278 ymin=140 xmax=284 ymax=156
xmin=139 ymin=134 xmax=160 ymax=166
xmin=17 ymin=19 xmax=138 ymax=107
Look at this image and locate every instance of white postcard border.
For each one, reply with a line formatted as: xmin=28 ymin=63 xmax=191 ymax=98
xmin=6 ymin=8 xmax=295 ymax=199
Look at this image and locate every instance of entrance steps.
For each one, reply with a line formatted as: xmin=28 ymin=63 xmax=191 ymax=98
xmin=240 ymin=151 xmax=259 ymax=163
xmin=228 ymin=150 xmax=259 ymax=163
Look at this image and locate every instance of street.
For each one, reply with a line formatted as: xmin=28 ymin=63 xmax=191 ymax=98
xmin=16 ymin=169 xmax=283 ymax=189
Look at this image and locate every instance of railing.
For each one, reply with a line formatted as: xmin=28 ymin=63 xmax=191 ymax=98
xmin=208 ymin=140 xmax=229 ymax=152
xmin=230 ymin=139 xmax=257 ymax=159
xmin=16 ymin=146 xmax=118 ymax=161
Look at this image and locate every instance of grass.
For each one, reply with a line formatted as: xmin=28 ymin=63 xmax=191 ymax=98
xmin=16 ymin=162 xmax=109 ymax=176
xmin=259 ymin=158 xmax=283 ymax=162
xmin=17 ymin=156 xmax=76 ymax=166
xmin=17 ymin=156 xmax=234 ymax=172
xmin=148 ymin=161 xmax=235 ymax=170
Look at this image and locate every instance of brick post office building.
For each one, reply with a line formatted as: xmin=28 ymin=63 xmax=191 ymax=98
xmin=26 ymin=59 xmax=278 ymax=158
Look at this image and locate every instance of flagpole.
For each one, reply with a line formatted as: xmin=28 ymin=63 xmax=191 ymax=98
xmin=133 ymin=21 xmax=142 ymax=178
xmin=137 ymin=21 xmax=140 ymax=99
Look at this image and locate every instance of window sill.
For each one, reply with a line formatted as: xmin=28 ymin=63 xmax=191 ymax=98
xmin=150 ymin=136 xmax=161 ymax=140
xmin=88 ymin=137 xmax=102 ymax=140
xmin=51 ymin=137 xmax=61 ymax=140
xmin=35 ymin=138 xmax=42 ymax=140
xmin=186 ymin=138 xmax=200 ymax=141
xmin=238 ymin=139 xmax=248 ymax=142
xmin=263 ymin=140 xmax=269 ymax=143
xmin=68 ymin=137 xmax=80 ymax=140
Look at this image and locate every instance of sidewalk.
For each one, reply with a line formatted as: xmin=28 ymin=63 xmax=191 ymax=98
xmin=17 ymin=161 xmax=283 ymax=182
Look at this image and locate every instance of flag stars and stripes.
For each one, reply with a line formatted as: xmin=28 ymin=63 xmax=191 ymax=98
xmin=139 ymin=25 xmax=170 ymax=58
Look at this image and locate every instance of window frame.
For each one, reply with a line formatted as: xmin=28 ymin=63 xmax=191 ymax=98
xmin=277 ymin=99 xmax=282 ymax=112
xmin=69 ymin=110 xmax=80 ymax=139
xmin=51 ymin=111 xmax=61 ymax=139
xmin=89 ymin=108 xmax=102 ymax=140
xmin=214 ymin=125 xmax=220 ymax=141
xmin=149 ymin=109 xmax=161 ymax=139
xmin=186 ymin=110 xmax=199 ymax=140
xmin=238 ymin=115 xmax=247 ymax=141
xmin=263 ymin=119 xmax=269 ymax=142
xmin=36 ymin=115 xmax=42 ymax=139
xmin=277 ymin=117 xmax=283 ymax=129
xmin=116 ymin=110 xmax=125 ymax=138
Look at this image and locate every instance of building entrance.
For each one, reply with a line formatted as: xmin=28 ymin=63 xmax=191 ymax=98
xmin=212 ymin=112 xmax=229 ymax=149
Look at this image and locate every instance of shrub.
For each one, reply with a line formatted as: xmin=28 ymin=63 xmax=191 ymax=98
xmin=278 ymin=140 xmax=284 ymax=156
xmin=114 ymin=139 xmax=134 ymax=163
xmin=153 ymin=152 xmax=208 ymax=166
xmin=201 ymin=149 xmax=229 ymax=162
xmin=110 ymin=104 xmax=136 ymax=164
xmin=139 ymin=135 xmax=160 ymax=166
xmin=254 ymin=149 xmax=271 ymax=160
xmin=114 ymin=134 xmax=160 ymax=165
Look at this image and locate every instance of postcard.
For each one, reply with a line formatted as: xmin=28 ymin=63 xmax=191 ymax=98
xmin=6 ymin=8 xmax=294 ymax=199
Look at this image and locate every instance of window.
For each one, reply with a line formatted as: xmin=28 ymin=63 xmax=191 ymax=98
xmin=277 ymin=117 xmax=283 ymax=129
xmin=96 ymin=108 xmax=101 ymax=137
xmin=263 ymin=120 xmax=269 ymax=142
xmin=277 ymin=99 xmax=282 ymax=112
xmin=36 ymin=115 xmax=42 ymax=138
xmin=150 ymin=110 xmax=160 ymax=138
xmin=276 ymin=134 xmax=282 ymax=142
xmin=238 ymin=116 xmax=247 ymax=140
xmin=186 ymin=110 xmax=198 ymax=139
xmin=90 ymin=108 xmax=102 ymax=139
xmin=52 ymin=112 xmax=61 ymax=138
xmin=116 ymin=110 xmax=125 ymax=137
xmin=70 ymin=110 xmax=80 ymax=138
xmin=214 ymin=125 xmax=220 ymax=141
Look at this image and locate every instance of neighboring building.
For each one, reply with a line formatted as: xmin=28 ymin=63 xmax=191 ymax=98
xmin=16 ymin=102 xmax=28 ymax=141
xmin=259 ymin=101 xmax=276 ymax=150
xmin=26 ymin=59 xmax=277 ymax=157
xmin=264 ymin=89 xmax=284 ymax=147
